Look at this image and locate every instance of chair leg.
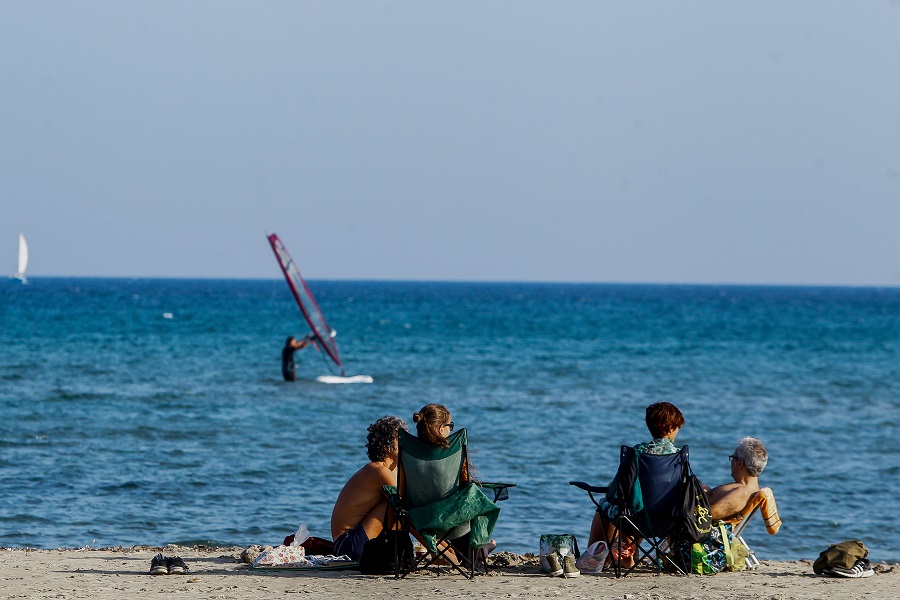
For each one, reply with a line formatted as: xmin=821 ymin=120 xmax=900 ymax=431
xmin=612 ymin=517 xmax=640 ymax=578
xmin=602 ymin=516 xmax=621 ymax=578
xmin=394 ymin=530 xmax=400 ymax=579
xmin=738 ymin=535 xmax=760 ymax=570
xmin=479 ymin=546 xmax=491 ymax=575
xmin=394 ymin=536 xmax=400 ymax=579
xmin=414 ymin=535 xmax=477 ymax=579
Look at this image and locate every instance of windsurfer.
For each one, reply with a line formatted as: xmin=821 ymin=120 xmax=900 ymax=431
xmin=281 ymin=335 xmax=313 ymax=381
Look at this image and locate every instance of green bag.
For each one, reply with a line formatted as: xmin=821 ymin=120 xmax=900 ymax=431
xmin=690 ymin=543 xmax=716 ymax=575
xmin=540 ymin=534 xmax=580 ymax=558
xmin=719 ymin=523 xmax=748 ymax=571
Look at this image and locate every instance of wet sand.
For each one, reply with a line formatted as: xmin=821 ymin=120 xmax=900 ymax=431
xmin=1 ymin=546 xmax=897 ymax=600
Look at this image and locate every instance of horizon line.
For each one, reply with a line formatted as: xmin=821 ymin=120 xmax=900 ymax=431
xmin=10 ymin=275 xmax=900 ymax=290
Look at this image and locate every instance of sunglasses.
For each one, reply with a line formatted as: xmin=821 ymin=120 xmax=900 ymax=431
xmin=443 ymin=421 xmax=455 ymax=431
xmin=728 ymin=455 xmax=740 ymax=462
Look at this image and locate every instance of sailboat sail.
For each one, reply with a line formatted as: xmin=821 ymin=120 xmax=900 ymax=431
xmin=18 ymin=234 xmax=28 ymax=276
xmin=268 ymin=233 xmax=345 ymax=376
xmin=10 ymin=233 xmax=28 ymax=282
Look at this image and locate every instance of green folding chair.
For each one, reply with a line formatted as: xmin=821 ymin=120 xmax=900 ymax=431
xmin=386 ymin=428 xmax=500 ymax=579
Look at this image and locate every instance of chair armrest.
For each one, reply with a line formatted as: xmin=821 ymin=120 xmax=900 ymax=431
xmin=382 ymin=485 xmax=406 ymax=514
xmin=569 ymin=481 xmax=609 ymax=494
xmin=475 ymin=481 xmax=517 ymax=503
xmin=475 ymin=481 xmax=516 ymax=488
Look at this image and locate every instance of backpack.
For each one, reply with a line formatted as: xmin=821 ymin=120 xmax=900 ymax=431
xmin=358 ymin=530 xmax=414 ymax=575
xmin=679 ymin=448 xmax=712 ymax=543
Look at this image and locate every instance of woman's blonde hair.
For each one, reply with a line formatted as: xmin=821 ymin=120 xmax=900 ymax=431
xmin=412 ymin=403 xmax=451 ymax=449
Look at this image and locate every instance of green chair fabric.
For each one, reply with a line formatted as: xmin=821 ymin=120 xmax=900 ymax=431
xmin=395 ymin=428 xmax=500 ymax=568
xmin=408 ymin=482 xmax=499 ymax=552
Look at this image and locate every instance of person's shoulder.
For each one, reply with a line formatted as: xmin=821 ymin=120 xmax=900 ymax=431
xmin=342 ymin=462 xmax=393 ymax=490
xmin=358 ymin=461 xmax=395 ymax=483
xmin=709 ymin=481 xmax=754 ymax=503
xmin=712 ymin=481 xmax=742 ymax=493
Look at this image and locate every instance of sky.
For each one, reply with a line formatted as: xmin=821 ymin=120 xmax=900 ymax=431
xmin=2 ymin=2 xmax=900 ymax=285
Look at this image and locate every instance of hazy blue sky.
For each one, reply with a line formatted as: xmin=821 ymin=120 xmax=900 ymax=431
xmin=3 ymin=2 xmax=899 ymax=284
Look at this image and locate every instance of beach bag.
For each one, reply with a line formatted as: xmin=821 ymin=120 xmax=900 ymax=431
xmin=689 ymin=542 xmax=717 ymax=575
xmin=574 ymin=540 xmax=609 ymax=574
xmin=539 ymin=533 xmax=580 ymax=559
xmin=358 ymin=530 xmax=414 ymax=575
xmin=813 ymin=540 xmax=869 ymax=575
xmin=680 ymin=522 xmax=742 ymax=574
xmin=719 ymin=523 xmax=749 ymax=571
xmin=301 ymin=536 xmax=335 ymax=555
xmin=680 ymin=452 xmax=712 ymax=543
xmin=253 ymin=545 xmax=309 ymax=568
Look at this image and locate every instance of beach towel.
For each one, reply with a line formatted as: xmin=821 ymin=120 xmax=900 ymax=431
xmin=253 ymin=545 xmax=308 ymax=568
xmin=252 ymin=547 xmax=356 ymax=571
xmin=722 ymin=487 xmax=781 ymax=535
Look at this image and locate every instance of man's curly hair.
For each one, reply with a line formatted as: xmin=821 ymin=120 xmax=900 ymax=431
xmin=366 ymin=416 xmax=407 ymax=462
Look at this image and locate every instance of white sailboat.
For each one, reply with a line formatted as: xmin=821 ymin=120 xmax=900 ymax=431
xmin=10 ymin=233 xmax=28 ymax=283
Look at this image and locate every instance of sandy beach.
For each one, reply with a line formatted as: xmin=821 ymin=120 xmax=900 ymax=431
xmin=1 ymin=546 xmax=896 ymax=600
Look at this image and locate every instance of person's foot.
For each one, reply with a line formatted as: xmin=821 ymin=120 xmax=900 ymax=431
xmin=610 ymin=542 xmax=636 ymax=570
xmin=149 ymin=554 xmax=167 ymax=575
xmin=166 ymin=556 xmax=189 ymax=575
xmin=478 ymin=539 xmax=497 ymax=560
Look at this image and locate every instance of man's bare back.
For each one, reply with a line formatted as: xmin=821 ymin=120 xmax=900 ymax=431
xmin=331 ymin=461 xmax=397 ymax=540
xmin=330 ymin=415 xmax=407 ymax=562
xmin=708 ymin=480 xmax=760 ymax=521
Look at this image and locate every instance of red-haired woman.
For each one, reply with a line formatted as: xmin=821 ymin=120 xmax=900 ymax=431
xmin=588 ymin=402 xmax=685 ymax=569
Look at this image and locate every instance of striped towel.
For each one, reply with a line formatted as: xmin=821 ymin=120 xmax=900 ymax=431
xmin=725 ymin=487 xmax=782 ymax=535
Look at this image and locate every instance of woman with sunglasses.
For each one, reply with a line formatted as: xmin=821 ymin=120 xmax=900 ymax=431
xmin=410 ymin=404 xmax=497 ymax=559
xmin=412 ymin=404 xmax=456 ymax=450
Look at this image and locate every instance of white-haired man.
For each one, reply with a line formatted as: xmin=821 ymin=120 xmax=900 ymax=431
xmin=707 ymin=437 xmax=769 ymax=521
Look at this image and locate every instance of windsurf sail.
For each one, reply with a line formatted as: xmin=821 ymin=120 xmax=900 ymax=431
xmin=268 ymin=233 xmax=344 ymax=376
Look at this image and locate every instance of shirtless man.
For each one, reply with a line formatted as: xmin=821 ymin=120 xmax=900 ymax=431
xmin=331 ymin=416 xmax=407 ymax=560
xmin=707 ymin=437 xmax=768 ymax=521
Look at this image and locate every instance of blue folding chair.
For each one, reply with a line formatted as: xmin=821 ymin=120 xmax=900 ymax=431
xmin=571 ymin=445 xmax=692 ymax=576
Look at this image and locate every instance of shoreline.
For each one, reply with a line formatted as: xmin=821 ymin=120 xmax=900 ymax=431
xmin=1 ymin=546 xmax=897 ymax=600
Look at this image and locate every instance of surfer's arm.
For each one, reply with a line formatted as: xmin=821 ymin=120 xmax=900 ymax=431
xmin=290 ymin=337 xmax=313 ymax=350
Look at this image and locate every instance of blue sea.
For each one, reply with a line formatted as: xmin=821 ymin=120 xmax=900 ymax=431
xmin=1 ymin=279 xmax=898 ymax=562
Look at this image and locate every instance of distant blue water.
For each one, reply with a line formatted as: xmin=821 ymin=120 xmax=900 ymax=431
xmin=1 ymin=278 xmax=898 ymax=562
